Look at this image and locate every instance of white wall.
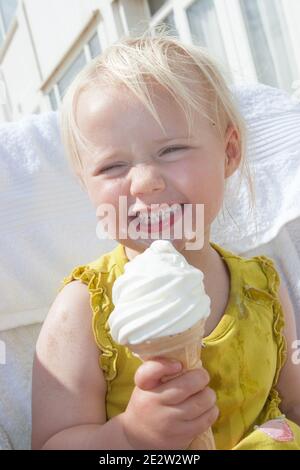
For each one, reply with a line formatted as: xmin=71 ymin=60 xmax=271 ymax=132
xmin=1 ymin=7 xmax=41 ymax=118
xmin=0 ymin=0 xmax=121 ymax=121
xmin=24 ymin=0 xmax=99 ymax=81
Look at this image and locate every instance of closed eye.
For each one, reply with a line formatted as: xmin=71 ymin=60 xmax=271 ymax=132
xmin=97 ymin=146 xmax=189 ymax=174
xmin=99 ymin=163 xmax=126 ymax=173
xmin=159 ymin=146 xmax=187 ymax=156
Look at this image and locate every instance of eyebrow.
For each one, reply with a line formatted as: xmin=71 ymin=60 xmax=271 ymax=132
xmin=90 ymin=151 xmax=120 ymax=165
xmin=152 ymin=135 xmax=191 ymax=143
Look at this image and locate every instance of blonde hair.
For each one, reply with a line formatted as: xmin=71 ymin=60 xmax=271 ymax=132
xmin=61 ymin=31 xmax=254 ymax=209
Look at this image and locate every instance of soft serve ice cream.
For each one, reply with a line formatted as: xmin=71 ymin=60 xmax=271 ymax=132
xmin=108 ymin=240 xmax=211 ymax=345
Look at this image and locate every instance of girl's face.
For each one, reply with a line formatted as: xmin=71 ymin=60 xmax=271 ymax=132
xmin=76 ymin=84 xmax=240 ymax=256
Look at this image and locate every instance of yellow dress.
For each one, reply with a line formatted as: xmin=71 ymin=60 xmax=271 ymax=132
xmin=60 ymin=242 xmax=300 ymax=450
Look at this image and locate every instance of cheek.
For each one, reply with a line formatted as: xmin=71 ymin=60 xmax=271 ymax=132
xmin=181 ymin=159 xmax=225 ymax=223
xmin=202 ymin=169 xmax=225 ymax=224
xmin=85 ymin=178 xmax=124 ymax=210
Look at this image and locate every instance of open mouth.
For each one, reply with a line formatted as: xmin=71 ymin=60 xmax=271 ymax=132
xmin=128 ymin=203 xmax=184 ymax=235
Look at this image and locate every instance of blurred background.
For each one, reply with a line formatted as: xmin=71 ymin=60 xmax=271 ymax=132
xmin=0 ymin=0 xmax=299 ymax=122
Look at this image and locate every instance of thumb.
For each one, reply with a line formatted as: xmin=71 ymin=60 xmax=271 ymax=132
xmin=135 ymin=358 xmax=182 ymax=390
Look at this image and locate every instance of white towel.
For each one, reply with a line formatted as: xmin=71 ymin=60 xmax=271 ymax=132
xmin=211 ymin=83 xmax=300 ymax=252
xmin=0 ymin=425 xmax=12 ymax=450
xmin=0 ymin=112 xmax=115 ymax=332
xmin=0 ymin=323 xmax=41 ymax=450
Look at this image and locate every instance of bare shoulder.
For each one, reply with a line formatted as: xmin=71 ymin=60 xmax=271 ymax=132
xmin=32 ymin=281 xmax=107 ymax=449
xmin=35 ymin=281 xmax=99 ymax=377
xmin=38 ymin=280 xmax=93 ymax=345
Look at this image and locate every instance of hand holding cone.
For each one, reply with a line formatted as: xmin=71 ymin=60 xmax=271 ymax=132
xmin=128 ymin=319 xmax=216 ymax=450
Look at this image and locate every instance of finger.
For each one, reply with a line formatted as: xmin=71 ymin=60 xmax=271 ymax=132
xmin=157 ymin=368 xmax=210 ymax=405
xmin=135 ymin=358 xmax=182 ymax=390
xmin=175 ymin=387 xmax=217 ymax=421
xmin=181 ymin=405 xmax=219 ymax=444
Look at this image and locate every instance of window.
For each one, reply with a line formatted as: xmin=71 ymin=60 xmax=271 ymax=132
xmin=186 ymin=0 xmax=227 ymax=65
xmin=48 ymin=89 xmax=58 ymax=111
xmin=240 ymin=0 xmax=294 ymax=89
xmin=45 ymin=30 xmax=102 ymax=110
xmin=0 ymin=0 xmax=18 ymax=46
xmin=0 ymin=0 xmax=18 ymax=31
xmin=162 ymin=10 xmax=177 ymax=35
xmin=88 ymin=32 xmax=101 ymax=59
xmin=148 ymin=0 xmax=167 ymax=16
xmin=147 ymin=1 xmax=178 ymax=37
xmin=57 ymin=50 xmax=86 ymax=98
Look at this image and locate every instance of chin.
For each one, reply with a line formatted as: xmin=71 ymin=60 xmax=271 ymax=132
xmin=118 ymin=236 xmax=187 ymax=256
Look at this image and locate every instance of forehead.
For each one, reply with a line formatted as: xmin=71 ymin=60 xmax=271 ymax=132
xmin=75 ymin=82 xmax=210 ymax=146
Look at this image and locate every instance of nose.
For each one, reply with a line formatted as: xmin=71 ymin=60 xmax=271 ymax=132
xmin=129 ymin=164 xmax=166 ymax=197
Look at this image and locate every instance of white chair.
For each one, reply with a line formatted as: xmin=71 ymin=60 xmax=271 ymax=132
xmin=0 ymin=83 xmax=299 ymax=449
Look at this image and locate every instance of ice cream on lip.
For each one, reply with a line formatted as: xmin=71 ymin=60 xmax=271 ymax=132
xmin=108 ymin=240 xmax=211 ymax=345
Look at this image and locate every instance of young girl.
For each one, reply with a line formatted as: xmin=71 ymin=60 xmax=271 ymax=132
xmin=31 ymin=34 xmax=300 ymax=450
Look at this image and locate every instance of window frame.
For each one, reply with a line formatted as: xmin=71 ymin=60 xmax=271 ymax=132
xmin=184 ymin=0 xmax=230 ymax=66
xmin=147 ymin=0 xmax=175 ymax=31
xmin=147 ymin=0 xmax=168 ymax=17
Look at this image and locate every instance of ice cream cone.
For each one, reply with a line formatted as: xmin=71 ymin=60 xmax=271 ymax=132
xmin=127 ymin=318 xmax=216 ymax=450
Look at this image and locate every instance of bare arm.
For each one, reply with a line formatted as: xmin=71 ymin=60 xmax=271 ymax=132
xmin=31 ymin=280 xmax=132 ymax=450
xmin=276 ymin=281 xmax=300 ymax=426
xmin=32 ymin=280 xmax=218 ymax=450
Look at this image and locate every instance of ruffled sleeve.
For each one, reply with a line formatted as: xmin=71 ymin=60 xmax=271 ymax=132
xmin=252 ymin=255 xmax=288 ymax=418
xmin=60 ymin=265 xmax=118 ymax=389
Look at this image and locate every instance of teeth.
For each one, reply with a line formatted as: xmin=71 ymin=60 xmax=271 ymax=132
xmin=137 ymin=206 xmax=181 ymax=225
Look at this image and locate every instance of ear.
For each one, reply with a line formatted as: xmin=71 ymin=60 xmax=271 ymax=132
xmin=224 ymin=125 xmax=242 ymax=178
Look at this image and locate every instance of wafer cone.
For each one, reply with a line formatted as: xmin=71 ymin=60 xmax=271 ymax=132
xmin=127 ymin=318 xmax=216 ymax=450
